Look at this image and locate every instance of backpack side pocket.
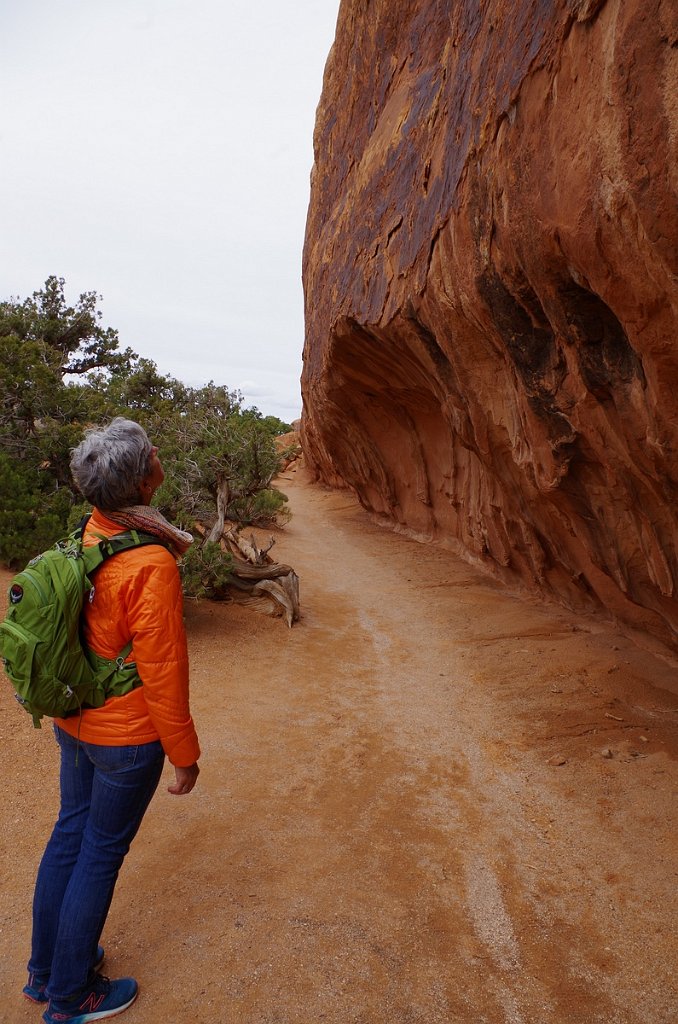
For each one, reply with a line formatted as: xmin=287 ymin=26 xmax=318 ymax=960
xmin=0 ymin=618 xmax=40 ymax=715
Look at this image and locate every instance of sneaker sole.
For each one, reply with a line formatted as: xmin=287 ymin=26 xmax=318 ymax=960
xmin=46 ymin=987 xmax=138 ymax=1023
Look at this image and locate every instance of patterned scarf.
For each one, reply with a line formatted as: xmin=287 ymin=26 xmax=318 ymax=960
xmin=104 ymin=505 xmax=194 ymax=556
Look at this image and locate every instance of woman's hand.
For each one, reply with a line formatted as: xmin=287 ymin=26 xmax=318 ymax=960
xmin=168 ymin=762 xmax=200 ymax=795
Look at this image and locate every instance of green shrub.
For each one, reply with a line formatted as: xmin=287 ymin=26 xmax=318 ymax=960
xmin=179 ymin=541 xmax=235 ymax=600
xmin=229 ymin=487 xmax=291 ymax=527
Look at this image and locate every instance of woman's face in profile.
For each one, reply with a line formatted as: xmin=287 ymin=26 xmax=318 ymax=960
xmin=143 ymin=445 xmax=165 ymax=500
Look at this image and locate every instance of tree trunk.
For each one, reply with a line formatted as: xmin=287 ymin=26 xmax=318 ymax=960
xmin=207 ymin=476 xmax=230 ymax=543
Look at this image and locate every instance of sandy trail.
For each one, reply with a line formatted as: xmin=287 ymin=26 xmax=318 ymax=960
xmin=2 ymin=468 xmax=677 ymax=1024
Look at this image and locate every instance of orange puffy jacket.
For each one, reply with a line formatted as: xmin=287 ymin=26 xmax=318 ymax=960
xmin=55 ymin=509 xmax=201 ymax=768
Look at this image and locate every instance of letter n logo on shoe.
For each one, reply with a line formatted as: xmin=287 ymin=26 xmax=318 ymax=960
xmin=80 ymin=992 xmax=106 ymax=1012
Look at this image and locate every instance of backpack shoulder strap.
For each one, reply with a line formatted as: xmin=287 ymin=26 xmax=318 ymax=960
xmin=80 ymin=528 xmax=170 ymax=576
xmin=79 ymin=529 xmax=172 ymax=671
xmin=100 ymin=529 xmax=169 ymax=557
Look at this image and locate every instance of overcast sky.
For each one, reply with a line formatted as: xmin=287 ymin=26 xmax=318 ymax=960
xmin=0 ymin=1 xmax=340 ymax=422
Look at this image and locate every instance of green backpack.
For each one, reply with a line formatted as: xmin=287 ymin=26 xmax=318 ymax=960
xmin=0 ymin=518 xmax=165 ymax=727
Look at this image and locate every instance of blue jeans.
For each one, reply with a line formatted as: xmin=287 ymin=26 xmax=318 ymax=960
xmin=28 ymin=725 xmax=165 ymax=1002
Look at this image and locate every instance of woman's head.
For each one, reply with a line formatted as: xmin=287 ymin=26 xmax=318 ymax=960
xmin=70 ymin=418 xmax=162 ymax=510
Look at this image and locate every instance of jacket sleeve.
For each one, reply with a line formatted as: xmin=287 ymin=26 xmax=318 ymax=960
xmin=122 ymin=548 xmax=201 ymax=767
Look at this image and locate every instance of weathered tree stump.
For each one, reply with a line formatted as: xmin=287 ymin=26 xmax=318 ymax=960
xmin=193 ymin=522 xmax=300 ymax=627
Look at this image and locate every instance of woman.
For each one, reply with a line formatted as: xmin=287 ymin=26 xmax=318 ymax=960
xmin=24 ymin=417 xmax=201 ymax=1024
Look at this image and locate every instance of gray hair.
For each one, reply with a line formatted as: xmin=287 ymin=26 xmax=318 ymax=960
xmin=70 ymin=417 xmax=154 ymax=511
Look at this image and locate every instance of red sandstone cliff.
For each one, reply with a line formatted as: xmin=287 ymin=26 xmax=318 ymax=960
xmin=301 ymin=0 xmax=678 ymax=653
